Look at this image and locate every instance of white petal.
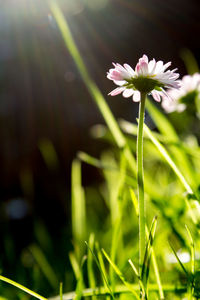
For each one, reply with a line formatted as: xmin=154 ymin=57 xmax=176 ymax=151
xmin=132 ymin=91 xmax=141 ymax=102
xmin=122 ymin=89 xmax=134 ymax=98
xmin=162 ymin=61 xmax=171 ymax=71
xmin=124 ymin=64 xmax=135 ymax=76
xmin=113 ymin=80 xmax=126 ymax=86
xmin=148 ymin=59 xmax=156 ymax=74
xmin=155 ymin=61 xmax=164 ymax=73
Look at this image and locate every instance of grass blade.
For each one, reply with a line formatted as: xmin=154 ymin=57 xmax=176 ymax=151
xmin=49 ymin=0 xmax=137 ymax=175
xmin=102 ymin=249 xmax=140 ymax=300
xmin=71 ymin=159 xmax=86 ymax=259
xmin=69 ymin=252 xmax=86 ymax=300
xmin=95 ymin=242 xmax=110 ymax=300
xmin=85 ymin=242 xmax=116 ymax=300
xmin=169 ymin=244 xmax=188 ymax=276
xmin=87 ymin=234 xmax=97 ymax=300
xmin=185 ymin=225 xmax=195 ymax=299
xmin=29 ymin=244 xmax=59 ymax=290
xmin=0 ymin=275 xmax=47 ymax=300
xmin=59 ymin=282 xmax=63 ymax=300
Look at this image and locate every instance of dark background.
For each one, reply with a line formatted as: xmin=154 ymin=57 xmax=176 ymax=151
xmin=0 ymin=0 xmax=200 ymax=273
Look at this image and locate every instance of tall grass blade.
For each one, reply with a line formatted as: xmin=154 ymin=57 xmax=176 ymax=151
xmin=71 ymin=159 xmax=86 ymax=259
xmin=0 ymin=275 xmax=47 ymax=300
xmin=87 ymin=234 xmax=96 ymax=300
xmin=49 ymin=1 xmax=137 ymax=175
xmin=29 ymin=244 xmax=59 ymax=290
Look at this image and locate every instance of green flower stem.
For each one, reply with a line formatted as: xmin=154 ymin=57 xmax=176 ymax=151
xmin=137 ymin=93 xmax=147 ymax=278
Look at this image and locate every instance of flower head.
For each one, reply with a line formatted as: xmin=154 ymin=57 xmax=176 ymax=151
xmin=107 ymin=54 xmax=180 ymax=102
xmin=162 ymin=73 xmax=200 ymax=113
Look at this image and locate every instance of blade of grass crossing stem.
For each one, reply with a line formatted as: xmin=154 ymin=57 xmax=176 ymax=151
xmin=130 ymin=188 xmax=164 ymax=299
xmin=141 ymin=216 xmax=157 ymax=297
xmin=29 ymin=245 xmax=58 ymax=290
xmin=102 ymin=249 xmax=140 ymax=300
xmin=128 ymin=259 xmax=146 ymax=298
xmin=146 ymin=99 xmax=196 ymax=188
xmin=87 ymin=234 xmax=97 ymax=300
xmin=85 ymin=242 xmax=116 ymax=300
xmin=49 ymin=1 xmax=137 ymax=175
xmin=0 ymin=275 xmax=47 ymax=300
xmin=120 ymin=119 xmax=200 ymax=160
xmin=185 ymin=225 xmax=195 ymax=299
xmin=143 ymin=123 xmax=200 ymax=225
xmin=71 ymin=159 xmax=86 ymax=259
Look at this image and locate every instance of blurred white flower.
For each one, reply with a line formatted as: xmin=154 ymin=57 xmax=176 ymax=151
xmin=162 ymin=73 xmax=200 ymax=113
xmin=107 ymin=54 xmax=180 ymax=102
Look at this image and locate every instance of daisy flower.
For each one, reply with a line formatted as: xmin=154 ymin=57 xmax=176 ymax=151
xmin=162 ymin=73 xmax=200 ymax=113
xmin=107 ymin=54 xmax=180 ymax=102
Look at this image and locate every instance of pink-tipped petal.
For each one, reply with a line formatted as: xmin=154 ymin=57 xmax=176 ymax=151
xmin=108 ymin=87 xmax=125 ymax=96
xmin=151 ymin=91 xmax=161 ymax=102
